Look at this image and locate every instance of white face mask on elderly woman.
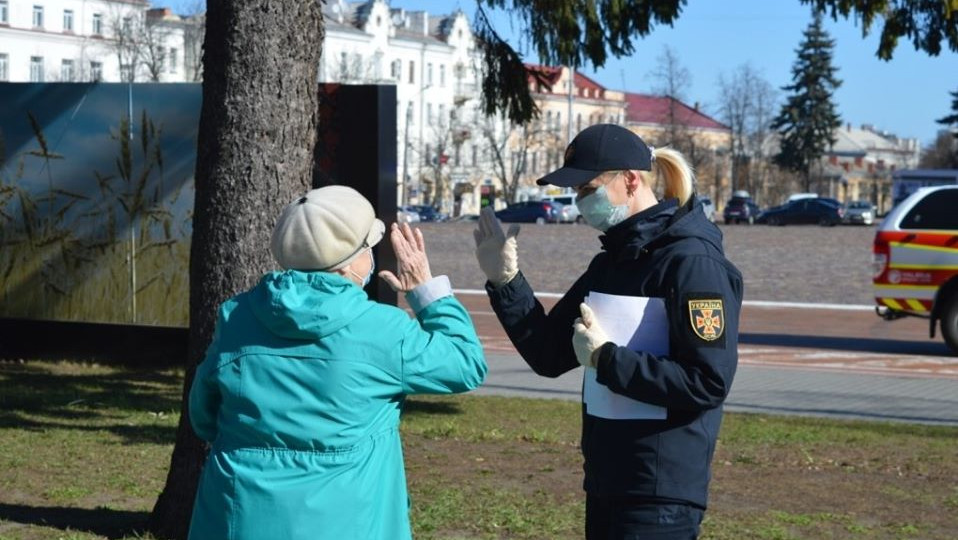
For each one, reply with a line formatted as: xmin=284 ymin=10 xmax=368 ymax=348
xmin=577 ymin=184 xmax=630 ymax=232
xmin=348 ymin=250 xmax=375 ymax=288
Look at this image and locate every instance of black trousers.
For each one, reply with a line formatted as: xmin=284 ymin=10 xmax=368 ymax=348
xmin=585 ymin=495 xmax=705 ymax=540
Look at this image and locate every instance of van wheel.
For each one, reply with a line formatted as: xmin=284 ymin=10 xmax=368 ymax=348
xmin=535 ymin=217 xmax=546 ymax=225
xmin=941 ymin=295 xmax=958 ymax=355
xmin=575 ymin=215 xmax=585 ymax=224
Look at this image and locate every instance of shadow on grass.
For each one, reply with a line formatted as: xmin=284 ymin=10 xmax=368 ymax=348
xmin=0 ymin=503 xmax=148 ymax=539
xmin=402 ymin=399 xmax=462 ymax=417
xmin=0 ymin=413 xmax=176 ymax=444
xmin=0 ymin=362 xmax=181 ymax=445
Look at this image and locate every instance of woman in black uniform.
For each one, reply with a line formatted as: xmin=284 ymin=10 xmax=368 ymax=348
xmin=474 ymin=123 xmax=743 ymax=539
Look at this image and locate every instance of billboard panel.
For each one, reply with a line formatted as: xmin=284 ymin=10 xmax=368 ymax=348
xmin=0 ymin=83 xmax=397 ymax=327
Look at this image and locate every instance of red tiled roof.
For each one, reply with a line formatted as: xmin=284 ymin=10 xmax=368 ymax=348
xmin=625 ymin=93 xmax=728 ymax=131
xmin=524 ymin=64 xmax=608 ymax=99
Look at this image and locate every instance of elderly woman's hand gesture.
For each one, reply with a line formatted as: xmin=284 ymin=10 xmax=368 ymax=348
xmin=378 ymin=222 xmax=433 ymax=293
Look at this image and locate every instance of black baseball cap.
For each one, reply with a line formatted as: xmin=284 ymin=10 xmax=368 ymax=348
xmin=536 ymin=124 xmax=653 ymax=187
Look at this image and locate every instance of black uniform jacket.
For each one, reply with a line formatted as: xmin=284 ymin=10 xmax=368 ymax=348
xmin=486 ymin=196 xmax=743 ymax=509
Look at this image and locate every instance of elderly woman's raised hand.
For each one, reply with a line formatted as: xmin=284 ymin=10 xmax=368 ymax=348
xmin=379 ymin=222 xmax=433 ymax=293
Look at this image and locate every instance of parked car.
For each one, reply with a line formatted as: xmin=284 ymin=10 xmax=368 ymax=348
xmin=758 ymin=197 xmax=844 ymax=226
xmin=700 ymin=197 xmax=716 ymax=222
xmin=873 ymin=185 xmax=958 ymax=354
xmin=541 ymin=194 xmax=583 ymax=223
xmin=843 ymin=200 xmax=876 ymax=225
xmin=723 ymin=193 xmax=761 ymax=225
xmin=495 ymin=200 xmax=563 ymax=224
xmin=409 ymin=204 xmax=447 ymax=222
xmin=397 ymin=206 xmax=421 ymax=224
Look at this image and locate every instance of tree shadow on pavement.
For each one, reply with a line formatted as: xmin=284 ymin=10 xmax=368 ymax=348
xmin=0 ymin=503 xmax=148 ymax=539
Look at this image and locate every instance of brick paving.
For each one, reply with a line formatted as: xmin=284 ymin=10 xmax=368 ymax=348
xmin=418 ymin=221 xmax=877 ymax=304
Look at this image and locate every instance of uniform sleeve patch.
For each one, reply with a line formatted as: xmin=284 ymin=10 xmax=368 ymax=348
xmin=688 ymin=298 xmax=725 ymax=341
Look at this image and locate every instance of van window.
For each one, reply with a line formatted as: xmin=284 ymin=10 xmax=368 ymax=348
xmin=901 ymin=189 xmax=958 ymax=230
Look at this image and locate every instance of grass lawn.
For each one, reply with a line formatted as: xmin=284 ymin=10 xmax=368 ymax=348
xmin=1 ymin=360 xmax=956 ymax=539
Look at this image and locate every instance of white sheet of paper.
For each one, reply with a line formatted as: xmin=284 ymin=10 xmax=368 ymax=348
xmin=582 ymin=292 xmax=668 ymax=420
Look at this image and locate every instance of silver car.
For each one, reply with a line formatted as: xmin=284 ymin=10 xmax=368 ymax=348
xmin=843 ymin=200 xmax=876 ymax=225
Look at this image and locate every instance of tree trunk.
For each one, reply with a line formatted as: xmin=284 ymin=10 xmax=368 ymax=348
xmin=148 ymin=1 xmax=324 ymax=538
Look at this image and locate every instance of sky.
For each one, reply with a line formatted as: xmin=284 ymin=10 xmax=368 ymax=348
xmin=160 ymin=0 xmax=957 ymax=146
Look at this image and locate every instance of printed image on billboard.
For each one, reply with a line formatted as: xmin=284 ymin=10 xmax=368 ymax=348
xmin=0 ymin=83 xmax=201 ymax=326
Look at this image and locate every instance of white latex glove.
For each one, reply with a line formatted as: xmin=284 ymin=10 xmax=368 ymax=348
xmin=572 ymin=303 xmax=610 ymax=368
xmin=473 ymin=206 xmax=520 ymax=287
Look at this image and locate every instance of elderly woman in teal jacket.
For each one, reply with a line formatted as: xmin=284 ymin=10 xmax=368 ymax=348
xmin=187 ymin=185 xmax=487 ymax=539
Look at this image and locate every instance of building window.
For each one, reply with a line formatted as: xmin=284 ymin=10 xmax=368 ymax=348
xmin=0 ymin=54 xmax=8 ymax=81
xmin=120 ymin=63 xmax=133 ymax=82
xmin=426 ymin=103 xmax=433 ymax=125
xmin=169 ymin=48 xmax=178 ymax=73
xmin=406 ymin=101 xmax=414 ymax=124
xmin=439 ymin=64 xmax=445 ymax=87
xmin=424 ymin=144 xmax=431 ymax=166
xmin=30 ymin=56 xmax=44 ymax=81
xmin=390 ymin=59 xmax=400 ymax=79
xmin=576 ymin=113 xmax=582 ymax=132
xmin=32 ymin=5 xmax=43 ymax=28
xmin=438 ymin=104 xmax=446 ymax=124
xmin=92 ymin=13 xmax=102 ymax=35
xmin=408 ymin=60 xmax=415 ymax=84
xmin=90 ymin=61 xmax=102 ymax=82
xmin=556 ymin=111 xmax=562 ymax=132
xmin=427 ymin=63 xmax=433 ymax=85
xmin=471 ymin=144 xmax=477 ymax=167
xmin=63 ymin=9 xmax=73 ymax=32
xmin=0 ymin=1 xmax=7 ymax=24
xmin=61 ymin=59 xmax=74 ymax=81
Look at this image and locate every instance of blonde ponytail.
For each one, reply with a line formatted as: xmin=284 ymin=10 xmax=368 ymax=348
xmin=650 ymin=147 xmax=694 ymax=206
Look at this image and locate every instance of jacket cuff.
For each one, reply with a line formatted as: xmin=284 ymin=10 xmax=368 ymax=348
xmin=405 ymin=275 xmax=453 ymax=313
xmin=593 ymin=342 xmax=618 ymax=386
xmin=484 ymin=270 xmax=526 ymax=299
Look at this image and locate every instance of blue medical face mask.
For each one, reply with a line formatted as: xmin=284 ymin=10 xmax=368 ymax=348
xmin=349 ymin=249 xmax=375 ymax=288
xmin=577 ymin=181 xmax=630 ymax=232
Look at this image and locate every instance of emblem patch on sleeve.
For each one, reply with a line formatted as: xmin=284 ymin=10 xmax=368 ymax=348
xmin=688 ymin=299 xmax=725 ymax=341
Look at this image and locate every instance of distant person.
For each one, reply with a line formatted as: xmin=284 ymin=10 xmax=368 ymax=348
xmin=473 ymin=124 xmax=743 ymax=539
xmin=188 ymin=185 xmax=487 ymax=539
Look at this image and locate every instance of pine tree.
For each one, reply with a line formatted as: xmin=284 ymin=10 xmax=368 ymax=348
xmin=937 ymin=88 xmax=958 ymax=135
xmin=473 ymin=0 xmax=957 ymax=123
xmin=772 ymin=13 xmax=842 ymax=191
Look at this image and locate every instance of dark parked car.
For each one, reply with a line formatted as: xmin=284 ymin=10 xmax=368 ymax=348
xmin=758 ymin=197 xmax=844 ymax=226
xmin=723 ymin=196 xmax=761 ymax=225
xmin=495 ymin=201 xmax=563 ymax=224
xmin=409 ymin=205 xmax=447 ymax=222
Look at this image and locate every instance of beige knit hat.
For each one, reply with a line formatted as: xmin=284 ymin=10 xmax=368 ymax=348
xmin=270 ymin=185 xmax=385 ymax=271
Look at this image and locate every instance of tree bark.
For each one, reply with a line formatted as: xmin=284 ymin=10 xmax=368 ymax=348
xmin=148 ymin=1 xmax=323 ymax=538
